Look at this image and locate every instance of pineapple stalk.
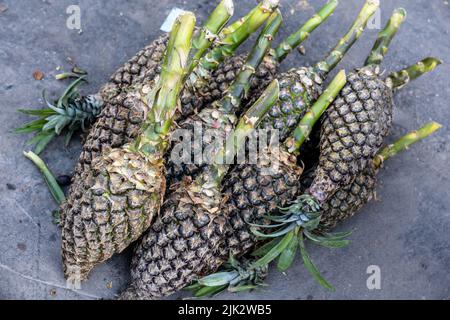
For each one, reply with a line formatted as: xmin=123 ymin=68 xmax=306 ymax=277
xmin=138 ymin=13 xmax=196 ymax=152
xmin=188 ymin=0 xmax=235 ymax=74
xmin=176 ymin=10 xmax=282 ymax=187
xmin=219 ymin=2 xmax=260 ymax=37
xmin=273 ymin=0 xmax=338 ymax=62
xmin=287 ymin=70 xmax=347 ymax=153
xmin=195 ymin=0 xmax=279 ymax=74
xmin=386 ymin=57 xmax=443 ymax=90
xmin=374 ymin=122 xmax=442 ymax=168
xmin=23 ymin=151 xmax=66 ymax=205
xmin=256 ymin=0 xmax=377 ymax=143
xmin=219 ymin=11 xmax=283 ymax=114
xmin=313 ymin=0 xmax=380 ymax=75
xmin=365 ymin=8 xmax=407 ymax=66
xmin=212 ymin=80 xmax=281 ymax=182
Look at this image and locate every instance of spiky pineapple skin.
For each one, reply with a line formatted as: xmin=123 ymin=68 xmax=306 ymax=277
xmin=260 ymin=67 xmax=323 ymax=141
xmin=301 ymin=164 xmax=377 ymax=230
xmin=309 ymin=65 xmax=393 ymax=202
xmin=165 ymin=106 xmax=238 ymax=189
xmin=224 ymin=150 xmax=303 ymax=257
xmin=121 ymin=181 xmax=229 ymax=300
xmin=62 ymin=144 xmax=166 ymax=280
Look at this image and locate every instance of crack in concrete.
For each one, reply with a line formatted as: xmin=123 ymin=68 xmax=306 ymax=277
xmin=0 ymin=262 xmax=101 ymax=300
xmin=8 ymin=198 xmax=40 ymax=228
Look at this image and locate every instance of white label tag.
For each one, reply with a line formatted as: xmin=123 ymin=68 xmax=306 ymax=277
xmin=160 ymin=8 xmax=187 ymax=32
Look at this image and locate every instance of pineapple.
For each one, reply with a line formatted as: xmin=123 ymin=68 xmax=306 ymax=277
xmin=189 ymin=122 xmax=441 ymax=296
xmin=120 ymin=70 xmax=347 ymax=300
xmin=298 ymin=9 xmax=441 ymax=211
xmin=60 ymin=13 xmax=197 ymax=281
xmin=315 ymin=122 xmax=442 ymax=230
xmin=166 ymin=0 xmax=379 ymax=187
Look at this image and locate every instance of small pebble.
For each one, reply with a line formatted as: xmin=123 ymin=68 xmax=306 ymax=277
xmin=33 ymin=70 xmax=44 ymax=81
xmin=0 ymin=4 xmax=8 ymax=13
xmin=6 ymin=183 xmax=16 ymax=190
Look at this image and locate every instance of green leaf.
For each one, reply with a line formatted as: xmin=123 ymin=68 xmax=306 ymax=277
xmin=14 ymin=118 xmax=48 ymax=133
xmin=17 ymin=108 xmax=56 ymax=117
xmin=198 ymin=271 xmax=238 ymax=287
xmin=33 ymin=131 xmax=56 ymax=155
xmin=25 ymin=131 xmax=53 ymax=146
xmin=42 ymin=115 xmax=63 ymax=131
xmin=57 ymin=76 xmax=86 ymax=109
xmin=302 ymin=215 xmax=321 ymax=230
xmin=251 ymin=223 xmax=297 ymax=238
xmin=184 ymin=282 xmax=202 ymax=291
xmin=254 ymin=230 xmax=295 ymax=268
xmin=314 ymin=239 xmax=350 ymax=249
xmin=251 ymin=238 xmax=281 ymax=257
xmin=304 ymin=230 xmax=352 ymax=247
xmin=23 ymin=151 xmax=65 ymax=204
xmin=246 ymin=220 xmax=287 ymax=229
xmin=277 ymin=235 xmax=299 ymax=272
xmin=64 ymin=129 xmax=75 ymax=147
xmin=54 ymin=117 xmax=71 ymax=135
xmin=228 ymin=284 xmax=259 ymax=293
xmin=321 ymin=230 xmax=353 ymax=240
xmin=299 ymin=234 xmax=335 ymax=291
xmin=194 ymin=285 xmax=227 ymax=298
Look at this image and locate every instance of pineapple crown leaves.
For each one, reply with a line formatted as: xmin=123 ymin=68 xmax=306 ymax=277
xmin=249 ymin=226 xmax=351 ymax=291
xmin=15 ymin=75 xmax=103 ymax=154
xmin=185 ymin=255 xmax=268 ymax=298
xmin=247 ymin=194 xmax=352 ymax=291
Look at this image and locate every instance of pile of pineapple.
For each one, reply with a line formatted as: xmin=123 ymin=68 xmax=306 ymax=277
xmin=18 ymin=0 xmax=442 ymax=299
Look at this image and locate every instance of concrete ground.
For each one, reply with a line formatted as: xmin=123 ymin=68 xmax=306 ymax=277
xmin=1 ymin=0 xmax=449 ymax=300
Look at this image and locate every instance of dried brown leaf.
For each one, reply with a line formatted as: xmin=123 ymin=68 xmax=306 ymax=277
xmin=33 ymin=70 xmax=44 ymax=81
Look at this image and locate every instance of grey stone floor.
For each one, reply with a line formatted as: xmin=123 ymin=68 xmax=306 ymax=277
xmin=1 ymin=0 xmax=449 ymax=300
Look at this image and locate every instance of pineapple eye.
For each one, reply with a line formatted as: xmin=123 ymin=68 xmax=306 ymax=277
xmin=294 ymin=97 xmax=305 ymax=110
xmin=290 ymin=82 xmax=304 ymax=95
xmin=281 ymin=101 xmax=293 ymax=114
xmin=279 ymin=89 xmax=290 ymax=101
